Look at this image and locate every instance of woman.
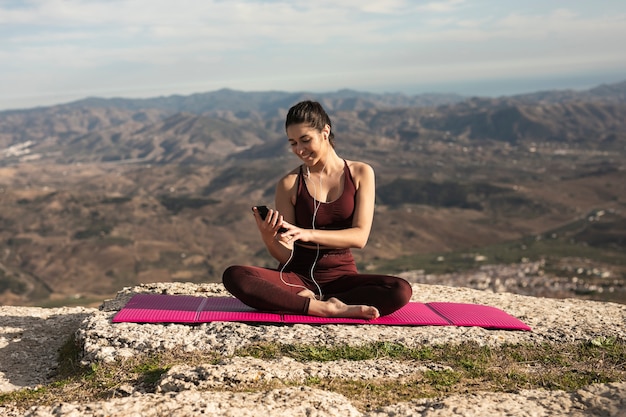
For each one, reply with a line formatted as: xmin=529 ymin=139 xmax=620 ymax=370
xmin=222 ymin=100 xmax=412 ymax=319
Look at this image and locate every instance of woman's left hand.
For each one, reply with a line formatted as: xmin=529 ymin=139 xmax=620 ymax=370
xmin=278 ymin=221 xmax=313 ymax=244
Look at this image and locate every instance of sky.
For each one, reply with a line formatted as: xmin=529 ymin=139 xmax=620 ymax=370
xmin=1 ymin=0 xmax=625 ymax=111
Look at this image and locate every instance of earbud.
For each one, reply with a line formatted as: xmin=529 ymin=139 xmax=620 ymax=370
xmin=306 ymin=166 xmax=311 ymax=178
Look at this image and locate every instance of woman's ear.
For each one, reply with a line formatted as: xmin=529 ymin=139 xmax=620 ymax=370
xmin=322 ymin=124 xmax=331 ymax=139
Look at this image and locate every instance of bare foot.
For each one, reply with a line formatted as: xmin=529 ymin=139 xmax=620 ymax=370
xmin=297 ymin=289 xmax=318 ymax=300
xmin=307 ymin=297 xmax=380 ymax=320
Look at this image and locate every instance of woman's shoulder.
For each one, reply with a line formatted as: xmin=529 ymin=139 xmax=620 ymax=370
xmin=276 ymin=165 xmax=301 ymax=190
xmin=345 ymin=159 xmax=375 ymax=190
xmin=282 ymin=164 xmax=301 ymax=180
xmin=345 ymin=159 xmax=374 ymax=177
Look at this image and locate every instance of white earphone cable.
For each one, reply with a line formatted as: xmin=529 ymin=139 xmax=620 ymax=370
xmin=308 ymin=171 xmax=323 ymax=300
xmin=278 ymin=164 xmax=323 ymax=300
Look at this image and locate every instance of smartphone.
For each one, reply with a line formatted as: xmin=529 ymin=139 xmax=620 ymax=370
xmin=253 ymin=205 xmax=288 ymax=232
xmin=254 ymin=205 xmax=271 ymax=220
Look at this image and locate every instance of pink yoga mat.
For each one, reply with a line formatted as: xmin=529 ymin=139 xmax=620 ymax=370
xmin=427 ymin=302 xmax=532 ymax=331
xmin=112 ymin=294 xmax=531 ymax=331
xmin=197 ymin=297 xmax=282 ymax=323
xmin=282 ymin=302 xmax=451 ymax=326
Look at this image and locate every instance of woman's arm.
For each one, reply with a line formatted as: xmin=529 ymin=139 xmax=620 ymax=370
xmin=253 ymin=170 xmax=299 ymax=264
xmin=280 ymin=161 xmax=376 ymax=249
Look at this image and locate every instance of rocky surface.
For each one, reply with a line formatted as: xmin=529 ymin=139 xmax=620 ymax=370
xmin=1 ymin=281 xmax=625 ymax=416
xmin=3 ymin=384 xmax=626 ymax=417
xmin=0 ymin=306 xmax=93 ymax=393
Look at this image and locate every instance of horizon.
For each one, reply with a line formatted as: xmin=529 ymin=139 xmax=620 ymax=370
xmin=2 ymin=0 xmax=625 ymax=112
xmin=3 ymin=75 xmax=625 ymax=114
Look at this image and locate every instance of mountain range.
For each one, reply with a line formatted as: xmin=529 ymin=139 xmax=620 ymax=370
xmin=0 ymin=81 xmax=625 ymax=306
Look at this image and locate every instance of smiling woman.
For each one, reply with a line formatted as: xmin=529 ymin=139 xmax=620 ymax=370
xmin=221 ymin=100 xmax=413 ymax=319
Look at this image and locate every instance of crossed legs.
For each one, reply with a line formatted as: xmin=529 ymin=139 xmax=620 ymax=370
xmin=222 ymin=265 xmax=412 ymax=319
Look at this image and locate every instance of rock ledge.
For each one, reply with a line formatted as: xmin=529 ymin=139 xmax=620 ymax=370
xmin=1 ymin=282 xmax=624 ymax=416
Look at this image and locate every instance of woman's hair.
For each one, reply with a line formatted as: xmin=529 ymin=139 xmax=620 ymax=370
xmin=285 ymin=100 xmax=335 ymax=147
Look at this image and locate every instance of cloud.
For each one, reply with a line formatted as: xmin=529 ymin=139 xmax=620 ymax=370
xmin=1 ymin=0 xmax=625 ymax=110
xmin=416 ymin=0 xmax=466 ymax=13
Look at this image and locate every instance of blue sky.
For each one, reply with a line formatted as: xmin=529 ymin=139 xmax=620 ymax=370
xmin=1 ymin=0 xmax=625 ymax=111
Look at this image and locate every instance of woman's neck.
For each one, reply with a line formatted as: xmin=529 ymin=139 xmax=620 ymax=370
xmin=310 ymin=150 xmax=342 ymax=175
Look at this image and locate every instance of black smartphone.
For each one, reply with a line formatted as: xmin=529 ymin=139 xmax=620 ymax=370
xmin=253 ymin=205 xmax=287 ymax=232
xmin=254 ymin=205 xmax=271 ymax=220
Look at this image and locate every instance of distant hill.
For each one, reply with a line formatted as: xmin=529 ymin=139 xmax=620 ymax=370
xmin=417 ymin=100 xmax=626 ymax=145
xmin=510 ymin=80 xmax=626 ymax=104
xmin=63 ymin=88 xmax=467 ymax=118
xmin=1 ymin=81 xmax=625 ymax=165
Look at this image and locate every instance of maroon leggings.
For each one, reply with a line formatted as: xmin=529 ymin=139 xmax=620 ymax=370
xmin=222 ymin=247 xmax=412 ymax=316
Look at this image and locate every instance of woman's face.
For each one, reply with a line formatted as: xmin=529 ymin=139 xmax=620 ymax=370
xmin=286 ymin=123 xmax=330 ymax=165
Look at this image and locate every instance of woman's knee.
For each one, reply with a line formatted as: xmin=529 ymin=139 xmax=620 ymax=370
xmin=381 ymin=275 xmax=412 ymax=299
xmin=397 ymin=278 xmax=413 ymax=303
xmin=385 ymin=277 xmax=412 ymax=311
xmin=222 ymin=265 xmax=246 ymax=293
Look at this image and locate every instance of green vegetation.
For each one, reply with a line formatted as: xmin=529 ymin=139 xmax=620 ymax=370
xmin=73 ymin=222 xmax=114 ymax=240
xmin=0 ymin=270 xmax=28 ymax=295
xmin=6 ymin=237 xmax=32 ymax=246
xmin=377 ymin=178 xmax=506 ymax=209
xmin=100 ymin=196 xmax=132 ymax=204
xmin=158 ymin=195 xmax=219 ymax=214
xmin=370 ymin=229 xmax=626 ymax=276
xmin=36 ymin=296 xmax=105 ymax=308
xmin=1 ymin=339 xmax=623 ymax=412
xmin=238 ymin=341 xmax=432 ymax=362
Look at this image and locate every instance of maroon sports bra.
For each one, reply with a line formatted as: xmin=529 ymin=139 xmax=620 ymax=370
xmin=294 ymin=160 xmax=356 ymax=230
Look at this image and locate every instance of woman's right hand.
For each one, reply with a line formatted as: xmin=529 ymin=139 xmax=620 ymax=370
xmin=253 ymin=208 xmax=295 ymax=256
xmin=253 ymin=207 xmax=285 ymax=239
